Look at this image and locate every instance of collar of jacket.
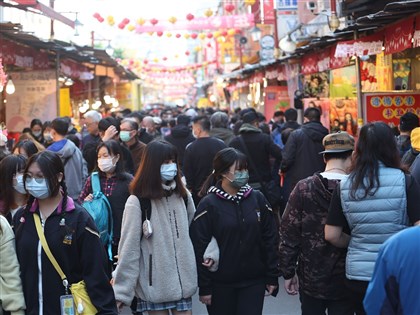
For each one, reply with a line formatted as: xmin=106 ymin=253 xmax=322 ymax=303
xmin=208 ymin=184 xmax=253 ymax=203
xmin=239 ymin=123 xmax=262 ymax=134
xmin=29 ymin=195 xmax=75 ymax=214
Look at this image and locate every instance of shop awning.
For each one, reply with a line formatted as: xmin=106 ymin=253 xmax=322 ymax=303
xmin=0 ymin=0 xmax=75 ymax=28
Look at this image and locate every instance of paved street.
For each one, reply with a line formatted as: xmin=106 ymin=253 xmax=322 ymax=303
xmin=121 ymin=278 xmax=301 ymax=315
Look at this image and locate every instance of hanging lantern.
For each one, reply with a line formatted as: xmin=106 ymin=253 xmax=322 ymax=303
xmin=175 ymin=33 xmax=181 ymax=38
xmin=199 ymin=33 xmax=206 ymax=40
xmin=221 ymin=30 xmax=228 ymax=37
xmin=137 ymin=18 xmax=146 ymax=25
xmin=150 ymin=18 xmax=158 ymax=25
xmin=153 ymin=58 xmax=159 ymax=63
xmin=235 ymin=28 xmax=242 ymax=34
xmin=184 ymin=33 xmax=191 ymax=39
xmin=127 ymin=24 xmax=135 ymax=32
xmin=163 ymin=57 xmax=168 ymax=61
xmin=194 ymin=46 xmax=201 ymax=52
xmin=118 ymin=23 xmax=125 ymax=29
xmin=157 ymin=31 xmax=163 ymax=37
xmin=191 ymin=33 xmax=198 ymax=39
xmin=166 ymin=32 xmax=172 ymax=38
xmin=148 ymin=31 xmax=154 ymax=36
xmin=143 ymin=59 xmax=148 ymax=64
xmin=213 ymin=31 xmax=221 ymax=38
xmin=93 ymin=12 xmax=100 ymax=19
xmin=97 ymin=16 xmax=104 ymax=23
xmin=122 ymin=18 xmax=130 ymax=25
xmin=185 ymin=51 xmax=190 ymax=56
xmin=207 ymin=43 xmax=212 ymax=48
xmin=107 ymin=16 xmax=115 ymax=26
xmin=206 ymin=33 xmax=213 ymax=39
xmin=186 ymin=13 xmax=194 ymax=21
xmin=204 ymin=9 xmax=213 ymax=17
xmin=168 ymin=16 xmax=177 ymax=24
xmin=225 ymin=4 xmax=235 ymax=12
xmin=174 ymin=54 xmax=179 ymax=58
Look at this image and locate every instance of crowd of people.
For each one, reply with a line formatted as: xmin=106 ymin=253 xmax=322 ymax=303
xmin=0 ymin=105 xmax=419 ymax=315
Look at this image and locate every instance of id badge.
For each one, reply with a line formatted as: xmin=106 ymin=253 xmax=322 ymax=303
xmin=60 ymin=295 xmax=75 ymax=315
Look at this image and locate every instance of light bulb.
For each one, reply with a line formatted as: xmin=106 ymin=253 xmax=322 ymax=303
xmin=6 ymin=79 xmax=15 ymax=94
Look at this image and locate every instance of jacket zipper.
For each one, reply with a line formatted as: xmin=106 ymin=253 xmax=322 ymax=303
xmin=167 ymin=197 xmax=183 ymax=296
xmin=149 ymin=254 xmax=153 ymax=286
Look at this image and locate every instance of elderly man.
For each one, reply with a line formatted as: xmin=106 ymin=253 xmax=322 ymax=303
xmin=82 ymin=110 xmax=102 ymax=148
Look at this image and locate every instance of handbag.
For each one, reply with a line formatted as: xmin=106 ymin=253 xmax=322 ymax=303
xmin=34 ymin=213 xmax=98 ymax=314
xmin=239 ymin=136 xmax=282 ymax=207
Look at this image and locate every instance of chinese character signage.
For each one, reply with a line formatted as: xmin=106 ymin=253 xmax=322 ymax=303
xmin=364 ymin=93 xmax=420 ymax=127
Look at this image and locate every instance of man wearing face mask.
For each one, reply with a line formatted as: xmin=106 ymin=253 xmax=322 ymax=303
xmin=183 ymin=116 xmax=227 ymax=206
xmin=47 ymin=117 xmax=88 ymax=201
xmin=120 ymin=118 xmax=146 ymax=173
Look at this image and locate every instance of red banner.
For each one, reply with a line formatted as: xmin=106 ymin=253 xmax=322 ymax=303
xmin=335 ymin=32 xmax=384 ymax=58
xmin=301 ymin=53 xmax=318 ymax=74
xmin=0 ymin=38 xmax=49 ymax=69
xmin=364 ymin=93 xmax=420 ymax=126
xmin=384 ymin=17 xmax=415 ymax=54
xmin=263 ymin=0 xmax=275 ymax=23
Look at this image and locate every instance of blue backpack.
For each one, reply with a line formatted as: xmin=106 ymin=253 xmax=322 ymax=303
xmin=82 ymin=172 xmax=113 ymax=261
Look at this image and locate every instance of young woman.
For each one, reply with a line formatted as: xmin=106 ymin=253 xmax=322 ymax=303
xmin=13 ymin=139 xmax=39 ymax=158
xmin=113 ymin=140 xmax=197 ymax=315
xmin=30 ymin=118 xmax=45 ymax=145
xmin=13 ymin=151 xmax=117 ymax=314
xmin=190 ymin=148 xmax=279 ymax=315
xmin=79 ymin=140 xmax=133 ymax=270
xmin=0 ymin=154 xmax=28 ymax=223
xmin=325 ymin=122 xmax=420 ymax=315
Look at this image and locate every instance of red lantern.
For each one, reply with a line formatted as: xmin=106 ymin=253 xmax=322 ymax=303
xmin=221 ymin=30 xmax=228 ymax=36
xmin=93 ymin=12 xmax=100 ymax=19
xmin=225 ymin=4 xmax=235 ymax=12
xmin=163 ymin=57 xmax=168 ymax=61
xmin=150 ymin=18 xmax=158 ymax=25
xmin=186 ymin=13 xmax=194 ymax=21
xmin=235 ymin=28 xmax=241 ymax=34
xmin=118 ymin=23 xmax=125 ymax=29
xmin=185 ymin=51 xmax=190 ymax=56
xmin=98 ymin=17 xmax=104 ymax=23
xmin=122 ymin=18 xmax=130 ymax=25
xmin=206 ymin=33 xmax=213 ymax=39
xmin=157 ymin=31 xmax=163 ymax=37
xmin=207 ymin=43 xmax=212 ymax=48
xmin=176 ymin=33 xmax=181 ymax=38
xmin=191 ymin=33 xmax=198 ymax=39
xmin=143 ymin=59 xmax=148 ymax=64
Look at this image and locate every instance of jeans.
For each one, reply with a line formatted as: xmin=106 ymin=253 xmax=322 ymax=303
xmin=299 ymin=291 xmax=354 ymax=315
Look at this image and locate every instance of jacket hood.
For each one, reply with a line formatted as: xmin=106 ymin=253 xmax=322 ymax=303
xmin=209 ymin=128 xmax=234 ymax=142
xmin=170 ymin=125 xmax=192 ymax=138
xmin=54 ymin=139 xmax=77 ymax=159
xmin=239 ymin=123 xmax=262 ymax=134
xmin=312 ymin=173 xmax=340 ymax=208
xmin=208 ymin=184 xmax=253 ymax=203
xmin=301 ymin=121 xmax=329 ymax=142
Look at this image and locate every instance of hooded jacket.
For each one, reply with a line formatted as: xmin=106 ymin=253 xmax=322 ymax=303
xmin=48 ymin=139 xmax=88 ymax=200
xmin=190 ymin=184 xmax=279 ymax=296
xmin=280 ymin=121 xmax=328 ymax=198
xmin=164 ymin=125 xmax=195 ymax=168
xmin=209 ymin=127 xmax=235 ymax=146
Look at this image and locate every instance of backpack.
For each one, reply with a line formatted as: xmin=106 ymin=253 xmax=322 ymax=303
xmin=82 ymin=172 xmax=113 ymax=261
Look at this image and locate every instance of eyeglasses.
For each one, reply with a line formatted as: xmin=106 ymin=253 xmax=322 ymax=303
xmin=25 ymin=174 xmax=46 ymax=183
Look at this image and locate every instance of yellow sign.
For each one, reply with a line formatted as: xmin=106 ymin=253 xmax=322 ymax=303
xmin=59 ymin=88 xmax=71 ymax=117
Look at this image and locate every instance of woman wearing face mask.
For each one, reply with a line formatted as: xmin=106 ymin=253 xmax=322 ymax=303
xmin=79 ymin=140 xmax=133 ymax=272
xmin=0 ymin=154 xmax=28 ymax=224
xmin=30 ymin=118 xmax=45 ymax=145
xmin=113 ymin=140 xmax=197 ymax=315
xmin=190 ymin=148 xmax=280 ymax=315
xmin=13 ymin=150 xmax=118 ymax=314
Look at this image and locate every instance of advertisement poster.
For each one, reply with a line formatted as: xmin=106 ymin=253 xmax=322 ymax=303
xmin=329 ymin=65 xmax=357 ymax=98
xmin=302 ymin=72 xmax=329 ymax=98
xmin=329 ymin=98 xmax=358 ymax=136
xmin=6 ymin=70 xmax=57 ymax=132
xmin=264 ymin=86 xmax=290 ymax=120
xmin=364 ymin=93 xmax=420 ymax=127
xmin=303 ymin=98 xmax=331 ymax=131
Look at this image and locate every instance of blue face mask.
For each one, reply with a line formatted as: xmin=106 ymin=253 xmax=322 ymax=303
xmin=161 ymin=163 xmax=177 ymax=182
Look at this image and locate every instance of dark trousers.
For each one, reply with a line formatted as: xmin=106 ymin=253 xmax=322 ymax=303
xmin=207 ymin=283 xmax=266 ymax=315
xmin=299 ymin=291 xmax=354 ymax=315
xmin=345 ymin=279 xmax=369 ymax=315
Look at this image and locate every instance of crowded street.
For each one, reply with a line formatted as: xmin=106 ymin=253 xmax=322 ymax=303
xmin=0 ymin=1 xmax=420 ymax=315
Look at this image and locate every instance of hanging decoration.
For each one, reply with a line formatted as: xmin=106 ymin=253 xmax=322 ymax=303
xmin=176 ymin=33 xmax=181 ymax=38
xmin=186 ymin=13 xmax=195 ymax=21
xmin=168 ymin=16 xmax=177 ymax=24
xmin=0 ymin=58 xmax=7 ymax=89
xmin=244 ymin=0 xmax=256 ymax=5
xmin=107 ymin=16 xmax=115 ymax=26
xmin=204 ymin=9 xmax=213 ymax=18
xmin=224 ymin=4 xmax=235 ymax=13
xmin=150 ymin=18 xmax=159 ymax=25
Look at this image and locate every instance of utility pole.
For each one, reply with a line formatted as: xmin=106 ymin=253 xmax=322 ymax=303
xmin=49 ymin=0 xmax=55 ymax=39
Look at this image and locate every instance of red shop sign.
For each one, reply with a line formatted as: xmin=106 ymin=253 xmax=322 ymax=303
xmin=384 ymin=17 xmax=415 ymax=55
xmin=301 ymin=53 xmax=318 ymax=74
xmin=364 ymin=93 xmax=420 ymax=126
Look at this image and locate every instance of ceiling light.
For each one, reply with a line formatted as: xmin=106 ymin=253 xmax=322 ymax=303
xmin=6 ymin=78 xmax=15 ymax=95
xmin=279 ymin=35 xmax=296 ymax=54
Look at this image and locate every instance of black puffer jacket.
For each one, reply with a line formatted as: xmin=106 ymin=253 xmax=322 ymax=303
xmin=190 ymin=184 xmax=279 ymax=296
xmin=165 ymin=125 xmax=195 ymax=168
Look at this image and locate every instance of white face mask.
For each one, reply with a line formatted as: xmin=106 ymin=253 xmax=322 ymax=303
xmin=32 ymin=130 xmax=42 ymax=138
xmin=13 ymin=174 xmax=27 ymax=194
xmin=25 ymin=178 xmax=50 ymax=199
xmin=43 ymin=132 xmax=52 ymax=142
xmin=98 ymin=157 xmax=116 ymax=173
xmin=161 ymin=163 xmax=177 ymax=182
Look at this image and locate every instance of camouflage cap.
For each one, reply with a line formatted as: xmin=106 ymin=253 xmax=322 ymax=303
xmin=319 ymin=131 xmax=354 ymax=154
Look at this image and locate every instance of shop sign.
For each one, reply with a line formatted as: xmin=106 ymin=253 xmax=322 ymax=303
xmin=301 ymin=53 xmax=318 ymax=74
xmin=364 ymin=93 xmax=420 ymax=126
xmin=335 ymin=33 xmax=383 ymax=58
xmin=384 ymin=17 xmax=414 ymax=55
xmin=264 ymin=86 xmax=290 ymax=120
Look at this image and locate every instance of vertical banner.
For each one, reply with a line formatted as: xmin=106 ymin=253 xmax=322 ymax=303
xmin=264 ymin=86 xmax=290 ymax=120
xmin=59 ymin=88 xmax=71 ymax=117
xmin=376 ymin=52 xmax=393 ymax=91
xmin=6 ymin=70 xmax=57 ymax=132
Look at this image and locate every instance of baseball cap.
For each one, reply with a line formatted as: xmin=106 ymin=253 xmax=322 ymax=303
xmin=319 ymin=131 xmax=355 ymax=154
xmin=410 ymin=127 xmax=420 ymax=151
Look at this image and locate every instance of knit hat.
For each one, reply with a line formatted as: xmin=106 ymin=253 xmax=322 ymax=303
xmin=176 ymin=114 xmax=190 ymax=126
xmin=399 ymin=112 xmax=419 ymax=132
xmin=410 ymin=127 xmax=420 ymax=151
xmin=242 ymin=112 xmax=259 ymax=124
xmin=319 ymin=131 xmax=354 ymax=154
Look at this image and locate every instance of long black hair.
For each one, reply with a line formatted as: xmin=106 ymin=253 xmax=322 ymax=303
xmin=199 ymin=148 xmax=247 ymax=197
xmin=0 ymin=154 xmax=27 ymax=217
xmin=13 ymin=139 xmax=39 ymax=158
xmin=349 ymin=122 xmax=403 ymax=199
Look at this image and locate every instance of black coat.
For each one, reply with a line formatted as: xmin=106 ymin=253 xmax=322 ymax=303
xmin=13 ymin=198 xmax=117 ymax=315
xmin=164 ymin=125 xmax=195 ymax=168
xmin=280 ymin=121 xmax=328 ymax=198
xmin=190 ymin=185 xmax=279 ymax=296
